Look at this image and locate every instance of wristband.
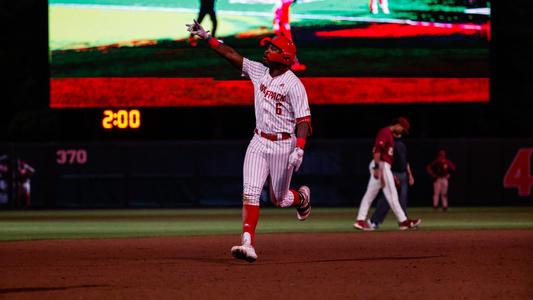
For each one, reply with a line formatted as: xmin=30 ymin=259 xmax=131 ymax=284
xmin=296 ymin=137 xmax=306 ymax=149
xmin=208 ymin=37 xmax=221 ymax=48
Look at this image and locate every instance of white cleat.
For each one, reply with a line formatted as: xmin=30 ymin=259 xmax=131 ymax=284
xmin=296 ymin=185 xmax=311 ymax=221
xmin=231 ymin=232 xmax=257 ymax=263
xmin=231 ymin=245 xmax=258 ymax=263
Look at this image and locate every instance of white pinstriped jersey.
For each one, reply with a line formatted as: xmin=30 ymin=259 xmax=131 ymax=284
xmin=242 ymin=58 xmax=310 ymax=134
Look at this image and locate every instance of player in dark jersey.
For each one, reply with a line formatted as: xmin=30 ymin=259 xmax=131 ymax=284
xmin=188 ymin=0 xmax=218 ymax=47
xmin=426 ymin=150 xmax=456 ymax=211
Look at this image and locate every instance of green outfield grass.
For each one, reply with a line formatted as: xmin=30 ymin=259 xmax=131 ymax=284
xmin=0 ymin=207 xmax=531 ymax=241
xmin=49 ymin=0 xmax=489 ymax=50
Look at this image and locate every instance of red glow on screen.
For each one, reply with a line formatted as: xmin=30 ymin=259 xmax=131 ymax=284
xmin=315 ymin=22 xmax=490 ymax=40
xmin=50 ymin=77 xmax=488 ymax=108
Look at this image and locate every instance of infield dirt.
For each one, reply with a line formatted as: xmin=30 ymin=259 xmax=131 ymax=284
xmin=1 ymin=230 xmax=531 ymax=299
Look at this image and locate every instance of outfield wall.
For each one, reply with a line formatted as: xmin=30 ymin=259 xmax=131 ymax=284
xmin=0 ymin=139 xmax=531 ymax=209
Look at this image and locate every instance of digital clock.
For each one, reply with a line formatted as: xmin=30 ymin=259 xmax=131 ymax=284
xmin=102 ymin=109 xmax=141 ymax=129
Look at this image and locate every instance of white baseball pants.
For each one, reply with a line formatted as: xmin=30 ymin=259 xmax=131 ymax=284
xmin=242 ymin=134 xmax=296 ymax=207
xmin=357 ymin=161 xmax=407 ymax=222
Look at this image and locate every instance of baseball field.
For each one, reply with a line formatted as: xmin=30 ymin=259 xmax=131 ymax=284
xmin=1 ymin=206 xmax=532 ymax=299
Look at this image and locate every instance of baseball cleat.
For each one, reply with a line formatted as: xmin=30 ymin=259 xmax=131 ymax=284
xmin=231 ymin=245 xmax=257 ymax=263
xmin=296 ymin=186 xmax=311 ymax=221
xmin=353 ymin=220 xmax=375 ymax=231
xmin=368 ymin=221 xmax=379 ymax=230
xmin=398 ymin=218 xmax=422 ymax=230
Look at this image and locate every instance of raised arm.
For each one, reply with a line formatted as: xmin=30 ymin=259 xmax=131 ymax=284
xmin=186 ymin=20 xmax=243 ymax=70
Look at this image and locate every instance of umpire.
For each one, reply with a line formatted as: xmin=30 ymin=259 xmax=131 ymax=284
xmin=369 ymin=133 xmax=414 ymax=229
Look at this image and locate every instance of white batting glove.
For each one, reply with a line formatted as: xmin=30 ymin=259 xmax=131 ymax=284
xmin=288 ymin=147 xmax=304 ymax=172
xmin=185 ymin=19 xmax=211 ymax=40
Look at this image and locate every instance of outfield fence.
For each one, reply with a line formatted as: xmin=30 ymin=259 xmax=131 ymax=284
xmin=0 ymin=138 xmax=531 ymax=209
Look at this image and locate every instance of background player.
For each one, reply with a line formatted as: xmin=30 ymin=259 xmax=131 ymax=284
xmin=426 ymin=150 xmax=456 ymax=211
xmin=272 ymin=0 xmax=306 ymax=71
xmin=369 ymin=0 xmax=390 ymax=14
xmin=188 ymin=0 xmax=218 ymax=47
xmin=186 ymin=20 xmax=312 ymax=263
xmin=353 ymin=117 xmax=421 ymax=231
xmin=16 ymin=158 xmax=35 ymax=208
xmin=368 ymin=131 xmax=414 ymax=229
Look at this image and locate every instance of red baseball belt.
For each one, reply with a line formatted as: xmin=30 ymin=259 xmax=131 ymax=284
xmin=254 ymin=128 xmax=291 ymax=141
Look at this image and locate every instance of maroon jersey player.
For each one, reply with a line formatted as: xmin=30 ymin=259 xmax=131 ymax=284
xmin=426 ymin=150 xmax=456 ymax=211
xmin=353 ymin=117 xmax=421 ymax=231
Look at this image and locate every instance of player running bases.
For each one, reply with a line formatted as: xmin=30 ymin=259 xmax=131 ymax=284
xmin=353 ymin=117 xmax=421 ymax=231
xmin=186 ymin=20 xmax=312 ymax=263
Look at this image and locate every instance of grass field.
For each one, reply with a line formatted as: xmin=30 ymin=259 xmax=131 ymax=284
xmin=49 ymin=0 xmax=490 ymax=50
xmin=1 ymin=207 xmax=531 ymax=241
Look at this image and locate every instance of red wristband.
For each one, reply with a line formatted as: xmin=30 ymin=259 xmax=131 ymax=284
xmin=296 ymin=137 xmax=306 ymax=149
xmin=208 ymin=37 xmax=220 ymax=48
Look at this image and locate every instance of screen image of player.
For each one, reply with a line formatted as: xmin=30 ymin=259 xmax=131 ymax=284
xmin=49 ymin=0 xmax=490 ymax=107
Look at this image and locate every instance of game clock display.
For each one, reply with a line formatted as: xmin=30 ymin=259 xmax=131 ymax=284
xmin=101 ymin=109 xmax=141 ymax=129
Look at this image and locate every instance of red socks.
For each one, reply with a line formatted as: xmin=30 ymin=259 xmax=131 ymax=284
xmin=242 ymin=204 xmax=259 ymax=245
xmin=290 ymin=189 xmax=302 ymax=207
xmin=241 ymin=191 xmax=301 ymax=245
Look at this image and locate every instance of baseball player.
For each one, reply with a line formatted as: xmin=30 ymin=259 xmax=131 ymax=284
xmin=188 ymin=0 xmax=218 ymax=47
xmin=16 ymin=159 xmax=35 ymax=208
xmin=368 ymin=132 xmax=415 ymax=229
xmin=272 ymin=0 xmax=306 ymax=71
xmin=186 ymin=20 xmax=312 ymax=263
xmin=426 ymin=150 xmax=456 ymax=211
xmin=353 ymin=117 xmax=421 ymax=231
xmin=369 ymin=0 xmax=390 ymax=14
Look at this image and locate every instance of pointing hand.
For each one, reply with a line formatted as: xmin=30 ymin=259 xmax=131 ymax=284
xmin=185 ymin=19 xmax=211 ymax=40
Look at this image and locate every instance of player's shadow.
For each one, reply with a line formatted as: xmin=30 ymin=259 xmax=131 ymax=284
xmin=166 ymin=255 xmax=444 ymax=265
xmin=0 ymin=285 xmax=109 ymax=295
xmin=260 ymin=255 xmax=445 ymax=265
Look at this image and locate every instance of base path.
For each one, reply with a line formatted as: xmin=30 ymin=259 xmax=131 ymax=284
xmin=0 ymin=230 xmax=531 ymax=299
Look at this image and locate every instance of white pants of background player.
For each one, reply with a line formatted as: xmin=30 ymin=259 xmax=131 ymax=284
xmin=242 ymin=134 xmax=297 ymax=207
xmin=433 ymin=177 xmax=449 ymax=208
xmin=369 ymin=0 xmax=389 ymax=14
xmin=357 ymin=161 xmax=407 ymax=222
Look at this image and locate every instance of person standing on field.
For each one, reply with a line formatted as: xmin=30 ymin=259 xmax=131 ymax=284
xmin=188 ymin=0 xmax=218 ymax=47
xmin=426 ymin=150 xmax=456 ymax=211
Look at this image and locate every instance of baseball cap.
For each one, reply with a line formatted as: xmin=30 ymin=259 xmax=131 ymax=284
xmin=394 ymin=117 xmax=410 ymax=134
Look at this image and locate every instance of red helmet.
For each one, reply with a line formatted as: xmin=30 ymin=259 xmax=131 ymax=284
xmin=260 ymin=35 xmax=296 ymax=66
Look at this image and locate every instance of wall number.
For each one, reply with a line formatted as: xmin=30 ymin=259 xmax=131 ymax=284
xmin=503 ymin=148 xmax=533 ymax=196
xmin=56 ymin=149 xmax=88 ymax=165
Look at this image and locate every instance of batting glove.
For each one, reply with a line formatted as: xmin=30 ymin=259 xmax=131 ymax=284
xmin=186 ymin=19 xmax=211 ymax=40
xmin=288 ymin=147 xmax=304 ymax=172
